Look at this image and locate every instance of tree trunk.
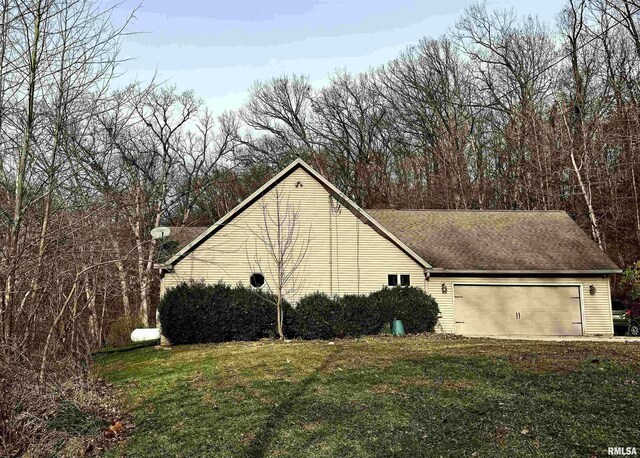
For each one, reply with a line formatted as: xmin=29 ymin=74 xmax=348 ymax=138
xmin=110 ymin=237 xmax=131 ymax=315
xmin=569 ymin=143 xmax=604 ymax=249
xmin=276 ymin=293 xmax=284 ymax=340
xmin=3 ymin=0 xmax=43 ymax=341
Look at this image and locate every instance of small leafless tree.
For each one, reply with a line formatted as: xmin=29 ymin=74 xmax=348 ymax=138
xmin=250 ymin=188 xmax=310 ymax=339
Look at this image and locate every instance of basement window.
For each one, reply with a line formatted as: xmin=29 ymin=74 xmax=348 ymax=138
xmin=250 ymin=273 xmax=265 ymax=288
xmin=388 ymin=274 xmax=410 ymax=287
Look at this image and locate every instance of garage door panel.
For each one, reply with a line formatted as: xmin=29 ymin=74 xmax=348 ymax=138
xmin=520 ymin=311 xmax=581 ymax=335
xmin=456 ymin=318 xmax=520 ymax=336
xmin=453 ymin=285 xmax=582 ymax=336
xmin=521 ymin=319 xmax=582 ymax=336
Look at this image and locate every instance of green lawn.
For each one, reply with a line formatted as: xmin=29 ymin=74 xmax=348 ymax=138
xmin=94 ymin=336 xmax=640 ymax=457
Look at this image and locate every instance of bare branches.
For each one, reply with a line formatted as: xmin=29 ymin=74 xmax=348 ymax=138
xmin=249 ymin=188 xmax=310 ymax=339
xmin=0 ymin=0 xmax=144 ymax=393
xmin=239 ymin=74 xmax=314 ymax=167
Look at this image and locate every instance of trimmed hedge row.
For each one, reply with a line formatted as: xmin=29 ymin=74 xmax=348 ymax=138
xmin=289 ymin=287 xmax=439 ymax=339
xmin=158 ymin=283 xmax=439 ymax=344
xmin=158 ymin=282 xmax=292 ymax=344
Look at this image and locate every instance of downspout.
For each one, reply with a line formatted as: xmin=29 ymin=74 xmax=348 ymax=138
xmin=356 ymin=220 xmax=360 ymax=295
xmin=329 ymin=195 xmax=333 ymax=296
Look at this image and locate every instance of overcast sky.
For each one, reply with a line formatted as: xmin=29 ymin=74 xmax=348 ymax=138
xmin=112 ymin=0 xmax=565 ymax=115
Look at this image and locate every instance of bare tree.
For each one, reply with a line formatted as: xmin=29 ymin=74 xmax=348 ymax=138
xmin=250 ymin=188 xmax=310 ymax=339
xmin=603 ymin=0 xmax=640 ymax=58
xmin=239 ymin=74 xmax=314 ymax=167
xmin=0 ymin=0 xmax=132 ymax=343
xmin=311 ymin=70 xmax=397 ymax=206
xmin=379 ymin=38 xmax=476 ymax=208
xmin=558 ymin=0 xmax=605 ymax=248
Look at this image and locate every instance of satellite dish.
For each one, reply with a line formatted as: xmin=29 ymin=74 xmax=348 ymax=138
xmin=150 ymin=226 xmax=171 ymax=240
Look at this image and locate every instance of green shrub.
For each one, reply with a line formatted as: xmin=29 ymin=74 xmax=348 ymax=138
xmin=369 ymin=286 xmax=439 ymax=333
xmin=335 ymin=294 xmax=384 ymax=337
xmin=158 ymin=282 xmax=290 ymax=344
xmin=289 ymin=292 xmax=338 ymax=339
xmin=158 ymin=282 xmax=228 ymax=344
xmin=290 ymin=288 xmax=436 ymax=339
xmin=228 ymin=286 xmax=293 ymax=340
xmin=619 ymin=261 xmax=640 ymax=302
xmin=282 ymin=301 xmax=296 ymax=338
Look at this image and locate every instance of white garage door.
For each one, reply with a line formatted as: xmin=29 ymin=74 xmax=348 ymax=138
xmin=453 ymin=285 xmax=582 ymax=336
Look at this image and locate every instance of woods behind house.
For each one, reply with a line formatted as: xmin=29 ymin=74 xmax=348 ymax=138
xmin=0 ymin=0 xmax=639 ymax=452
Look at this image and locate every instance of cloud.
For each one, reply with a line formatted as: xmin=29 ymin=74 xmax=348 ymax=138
xmin=112 ymin=0 xmax=564 ymax=113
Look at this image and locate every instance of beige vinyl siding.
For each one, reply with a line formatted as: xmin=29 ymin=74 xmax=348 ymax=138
xmin=162 ymin=168 xmax=423 ymax=302
xmin=426 ymin=276 xmax=613 ymax=336
xmin=425 ymin=279 xmax=454 ymax=334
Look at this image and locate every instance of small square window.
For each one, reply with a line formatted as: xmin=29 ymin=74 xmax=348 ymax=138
xmin=400 ymin=274 xmax=410 ymax=287
xmin=387 ymin=274 xmax=398 ymax=287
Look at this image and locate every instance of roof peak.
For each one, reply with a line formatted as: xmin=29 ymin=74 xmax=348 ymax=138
xmin=163 ymin=158 xmax=432 ymax=268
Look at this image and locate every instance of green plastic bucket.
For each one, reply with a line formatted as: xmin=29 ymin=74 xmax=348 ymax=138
xmin=391 ymin=320 xmax=405 ymax=336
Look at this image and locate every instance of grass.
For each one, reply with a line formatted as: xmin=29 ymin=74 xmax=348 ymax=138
xmin=94 ymin=335 xmax=640 ymax=457
xmin=47 ymin=400 xmax=109 ymax=436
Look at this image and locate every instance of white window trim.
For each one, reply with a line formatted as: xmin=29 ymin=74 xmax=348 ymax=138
xmin=388 ymin=273 xmax=411 ymax=288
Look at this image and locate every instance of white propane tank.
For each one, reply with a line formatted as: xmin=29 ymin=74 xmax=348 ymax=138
xmin=131 ymin=328 xmax=160 ymax=342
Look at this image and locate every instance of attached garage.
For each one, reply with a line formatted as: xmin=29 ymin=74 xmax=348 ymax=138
xmin=367 ymin=209 xmax=622 ymax=337
xmin=453 ymin=284 xmax=582 ymax=336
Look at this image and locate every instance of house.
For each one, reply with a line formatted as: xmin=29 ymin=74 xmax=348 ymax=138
xmin=160 ymin=159 xmax=621 ymax=337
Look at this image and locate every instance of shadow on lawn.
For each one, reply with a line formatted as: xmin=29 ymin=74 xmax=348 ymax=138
xmin=243 ymin=344 xmax=343 ymax=458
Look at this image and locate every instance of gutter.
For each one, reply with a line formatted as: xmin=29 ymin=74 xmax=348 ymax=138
xmin=154 ymin=263 xmax=174 ymax=273
xmin=426 ymin=269 xmax=622 ymax=275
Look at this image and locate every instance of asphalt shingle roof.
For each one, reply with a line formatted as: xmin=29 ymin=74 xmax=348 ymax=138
xmin=365 ymin=209 xmax=620 ymax=272
xmin=165 ymin=226 xmax=208 ymax=250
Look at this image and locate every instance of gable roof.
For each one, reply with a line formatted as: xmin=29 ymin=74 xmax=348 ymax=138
xmin=163 ymin=159 xmax=431 ymax=269
xmin=365 ymin=209 xmax=621 ymax=274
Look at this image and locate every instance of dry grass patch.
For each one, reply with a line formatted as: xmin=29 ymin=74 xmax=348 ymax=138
xmin=418 ymin=339 xmax=640 ymax=373
xmin=302 ymin=422 xmax=321 ymax=432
